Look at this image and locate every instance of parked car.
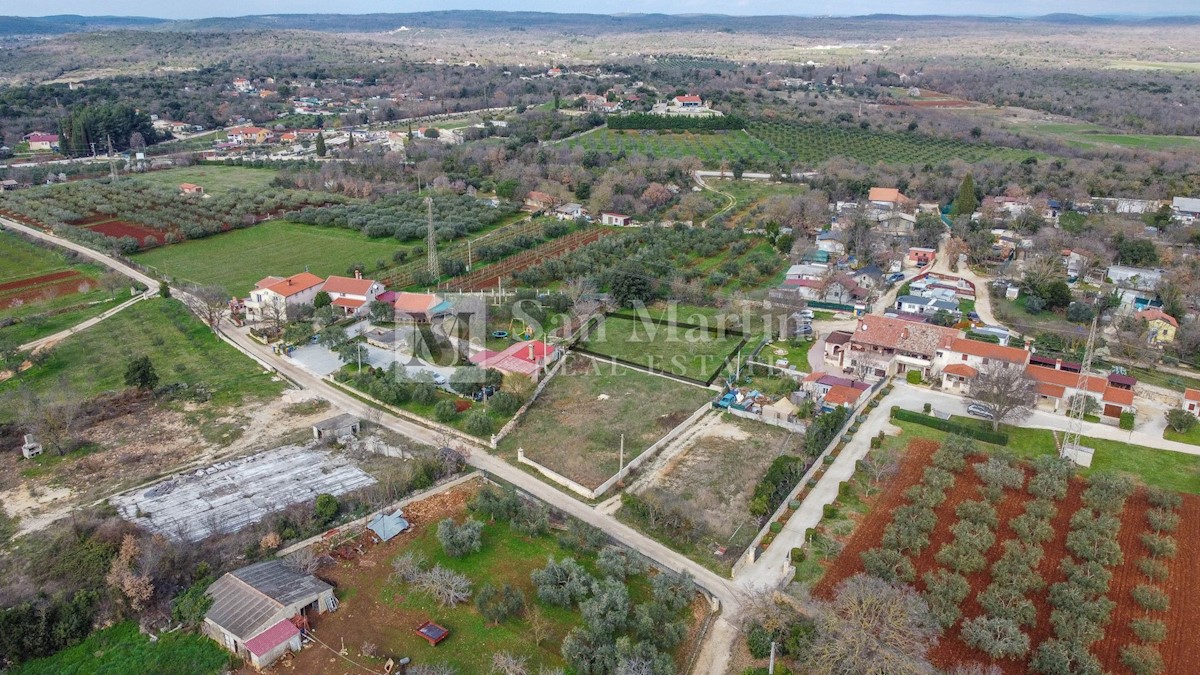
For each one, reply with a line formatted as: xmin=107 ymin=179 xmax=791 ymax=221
xmin=432 ymin=373 xmax=448 ymax=386
xmin=886 ymin=272 xmax=906 ymax=283
xmin=713 ymin=392 xmax=736 ymax=409
xmin=966 ymin=403 xmax=995 ymax=419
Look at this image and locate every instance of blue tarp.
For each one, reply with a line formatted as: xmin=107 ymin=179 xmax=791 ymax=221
xmin=367 ymin=510 xmax=410 ymax=542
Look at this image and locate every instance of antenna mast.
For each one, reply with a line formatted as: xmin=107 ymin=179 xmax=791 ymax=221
xmin=1062 ymin=308 xmax=1100 ymax=463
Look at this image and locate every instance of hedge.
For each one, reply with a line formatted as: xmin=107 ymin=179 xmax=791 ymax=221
xmin=891 ymin=409 xmax=1008 ymax=445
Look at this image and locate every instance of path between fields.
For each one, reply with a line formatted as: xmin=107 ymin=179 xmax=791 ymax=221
xmin=18 ymin=291 xmax=153 ymax=353
xmin=693 ymin=172 xmax=736 ymax=226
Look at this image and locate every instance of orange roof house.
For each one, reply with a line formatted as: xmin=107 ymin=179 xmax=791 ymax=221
xmin=868 ymin=187 xmax=913 ymax=209
xmin=391 ymin=292 xmax=450 ymax=323
xmin=1184 ymin=388 xmax=1200 ymax=415
xmin=470 ymin=340 xmax=561 ymax=381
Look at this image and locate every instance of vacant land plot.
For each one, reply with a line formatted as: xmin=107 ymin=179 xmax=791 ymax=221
xmin=0 ymin=298 xmax=283 ymax=419
xmin=0 ymin=230 xmax=75 ymax=281
xmin=563 ymin=128 xmax=785 ymax=168
xmin=285 ymin=482 xmax=702 ymax=675
xmin=135 ymin=165 xmax=279 ymax=194
xmin=814 ymin=433 xmax=1200 ymax=674
xmin=498 ymin=354 xmax=714 ymax=489
xmin=112 ymin=444 xmax=376 ymax=541
xmin=631 ymin=414 xmax=799 ymax=568
xmin=10 ymin=621 xmax=230 ymax=675
xmin=1015 ymin=122 xmax=1200 ymax=152
xmin=581 ymin=313 xmax=745 ymax=383
xmin=134 ymin=220 xmax=403 ymax=295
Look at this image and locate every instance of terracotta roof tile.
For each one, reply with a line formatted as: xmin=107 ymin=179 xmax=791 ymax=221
xmin=949 ymin=338 xmax=1030 ymax=365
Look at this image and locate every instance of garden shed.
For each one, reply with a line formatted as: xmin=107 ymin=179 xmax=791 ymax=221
xmin=203 ymin=559 xmax=337 ymax=669
xmin=313 ymin=414 xmax=360 ymax=441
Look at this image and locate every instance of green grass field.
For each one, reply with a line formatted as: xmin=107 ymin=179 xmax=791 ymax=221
xmin=0 ymin=299 xmax=283 ymax=419
xmin=1165 ymin=424 xmax=1200 ymax=447
xmin=903 ymin=417 xmax=1200 ymax=494
xmin=1018 ymin=122 xmax=1200 ymax=151
xmin=134 ymin=165 xmax=278 ymax=195
xmin=1 ymin=288 xmax=134 ymax=346
xmin=9 ymin=621 xmax=230 ymax=675
xmin=582 ymin=313 xmax=743 ymax=382
xmin=133 ymin=220 xmax=404 ymax=295
xmin=563 ymin=129 xmax=785 ymax=168
xmin=0 ymin=230 xmax=76 ymax=283
xmin=498 ymin=354 xmax=714 ymax=489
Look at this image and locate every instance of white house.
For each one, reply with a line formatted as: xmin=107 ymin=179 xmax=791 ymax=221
xmin=246 ymin=272 xmax=325 ymax=320
xmin=1172 ymin=197 xmax=1200 ymax=225
xmin=673 ymin=95 xmax=704 ymax=108
xmin=785 ymin=263 xmax=829 ymax=281
xmin=554 ymin=203 xmax=586 ymax=221
xmin=895 ymin=295 xmax=959 ymax=317
xmin=322 ymin=273 xmax=384 ymax=317
xmin=601 ymin=212 xmax=632 ymax=226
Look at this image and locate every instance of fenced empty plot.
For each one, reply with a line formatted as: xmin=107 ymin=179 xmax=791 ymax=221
xmin=497 ymin=354 xmax=714 ymax=490
xmin=625 ymin=415 xmax=800 ymax=567
xmin=113 ymin=445 xmax=375 ymax=541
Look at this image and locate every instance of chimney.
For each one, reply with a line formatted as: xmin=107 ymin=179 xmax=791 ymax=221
xmin=1055 ymin=358 xmax=1062 ymax=370
xmin=528 ymin=343 xmax=535 ymax=361
xmin=355 ymin=269 xmax=362 ymax=280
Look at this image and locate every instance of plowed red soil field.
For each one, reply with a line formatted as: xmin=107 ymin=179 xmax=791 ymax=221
xmin=86 ymin=220 xmax=166 ymax=246
xmin=814 ymin=439 xmax=1198 ymax=674
xmin=0 ymin=270 xmax=80 ymax=292
xmin=0 ymin=270 xmax=88 ymax=308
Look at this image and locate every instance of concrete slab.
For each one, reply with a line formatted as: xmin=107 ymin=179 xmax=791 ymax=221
xmin=112 ymin=444 xmax=376 ymax=541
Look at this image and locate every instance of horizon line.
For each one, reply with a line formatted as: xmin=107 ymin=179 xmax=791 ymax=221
xmin=4 ymin=10 xmax=1197 ymax=21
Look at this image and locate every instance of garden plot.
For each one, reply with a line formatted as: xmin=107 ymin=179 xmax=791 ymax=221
xmin=113 ymin=444 xmax=375 ymax=542
xmin=579 ymin=312 xmax=746 ymax=384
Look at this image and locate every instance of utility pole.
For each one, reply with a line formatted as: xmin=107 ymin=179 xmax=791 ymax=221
xmin=619 ymin=433 xmax=624 ymax=472
xmin=106 ymin=136 xmax=118 ymax=181
xmin=768 ymin=642 xmax=776 ymax=674
xmin=426 ymin=197 xmax=439 ymax=280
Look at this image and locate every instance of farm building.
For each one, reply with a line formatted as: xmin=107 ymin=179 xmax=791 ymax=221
xmin=203 ymin=559 xmax=337 ymax=669
xmin=601 ymin=212 xmax=632 ymax=226
xmin=312 ymin=413 xmax=360 ymax=441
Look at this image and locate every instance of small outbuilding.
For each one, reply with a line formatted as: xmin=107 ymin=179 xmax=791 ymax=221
xmin=203 ymin=559 xmax=337 ymax=669
xmin=313 ymin=414 xmax=360 ymax=442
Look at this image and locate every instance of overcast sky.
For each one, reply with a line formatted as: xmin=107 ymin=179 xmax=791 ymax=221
xmin=11 ymin=1 xmax=1196 ymax=20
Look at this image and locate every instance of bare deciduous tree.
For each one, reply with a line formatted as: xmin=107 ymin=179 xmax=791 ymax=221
xmin=282 ymin=547 xmax=324 ymax=574
xmin=490 ymin=651 xmax=529 ymax=675
xmin=418 ymin=565 xmax=472 ymax=607
xmin=19 ymin=377 xmax=83 ymax=455
xmin=807 ymin=574 xmax=940 ymax=675
xmin=185 ymin=285 xmax=229 ymax=333
xmin=966 ymin=363 xmax=1037 ymax=432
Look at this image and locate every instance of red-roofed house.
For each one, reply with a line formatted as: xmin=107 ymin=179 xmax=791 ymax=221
xmin=907 ymin=247 xmax=937 ymax=267
xmin=1025 ymin=364 xmax=1136 ymax=419
xmin=245 ymin=272 xmax=325 ymax=319
xmin=25 ymin=133 xmax=60 ymax=152
xmin=868 ymin=187 xmax=914 ymax=210
xmin=524 ymin=191 xmax=559 ymax=212
xmin=470 ymin=340 xmax=562 ymax=382
xmin=322 ymin=273 xmax=384 ymax=317
xmin=392 ymin=292 xmax=450 ymax=324
xmin=1135 ymin=308 xmax=1178 ymax=345
xmin=936 ymin=338 xmax=1030 ymax=392
xmin=823 ymin=384 xmax=868 ymax=409
xmin=228 ymin=126 xmax=272 ymax=144
xmin=844 ymin=314 xmax=958 ymax=379
xmin=1183 ymin=389 xmax=1200 ymax=416
xmin=673 ymin=94 xmax=703 ymax=108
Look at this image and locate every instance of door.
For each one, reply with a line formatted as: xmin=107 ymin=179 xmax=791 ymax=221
xmin=1103 ymin=404 xmax=1122 ymax=418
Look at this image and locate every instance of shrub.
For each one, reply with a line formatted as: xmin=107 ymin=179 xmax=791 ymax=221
xmin=974 ymin=458 xmax=1025 ymax=501
xmin=1033 ymin=638 xmax=1102 ymax=675
xmin=1131 ymin=617 xmax=1167 ymax=644
xmin=1137 ymin=557 xmax=1169 ymax=583
xmin=1146 ymin=488 xmax=1182 ymax=511
xmin=1139 ymin=533 xmax=1177 ymax=559
xmin=1145 ymin=509 xmax=1179 ymax=533
xmin=956 ymin=500 xmax=999 ymax=529
xmin=475 ymin=583 xmax=526 ymax=625
xmin=1119 ymin=411 xmax=1136 ymax=430
xmin=433 ymin=399 xmax=459 ymax=422
xmin=1165 ymin=408 xmax=1196 ymax=434
xmin=1081 ymin=472 xmax=1134 ymax=514
xmin=1011 ymin=513 xmax=1055 ymax=544
xmin=906 ymin=370 xmax=923 ymax=385
xmin=891 ymin=409 xmax=1008 ymax=443
xmin=960 ymin=616 xmax=1030 ymax=659
xmin=936 ymin=542 xmax=988 ymax=575
xmin=922 ymin=569 xmax=970 ymax=628
xmin=489 ymin=391 xmax=521 ymax=416
xmin=437 ymin=518 xmax=484 ymax=558
xmin=464 ymin=409 xmax=494 ymax=436
xmin=978 ymin=586 xmax=1037 ymax=627
xmin=596 ymin=545 xmax=644 ymax=580
xmin=314 ymin=493 xmax=339 ymax=525
xmin=860 ymin=547 xmax=916 ymax=584
xmin=1131 ymin=584 xmax=1170 ymax=612
xmin=531 ymin=556 xmax=593 ymax=607
xmin=750 ymin=456 xmax=807 ymax=516
xmin=747 ymin=624 xmax=772 ymax=658
xmin=1120 ymin=644 xmax=1165 ymax=675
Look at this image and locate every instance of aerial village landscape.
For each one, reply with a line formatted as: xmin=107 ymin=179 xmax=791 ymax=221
xmin=0 ymin=6 xmax=1199 ymax=675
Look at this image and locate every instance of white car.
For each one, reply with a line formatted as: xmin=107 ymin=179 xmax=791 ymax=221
xmin=966 ymin=403 xmax=995 ymax=420
xmin=432 ymin=373 xmax=448 ymax=386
